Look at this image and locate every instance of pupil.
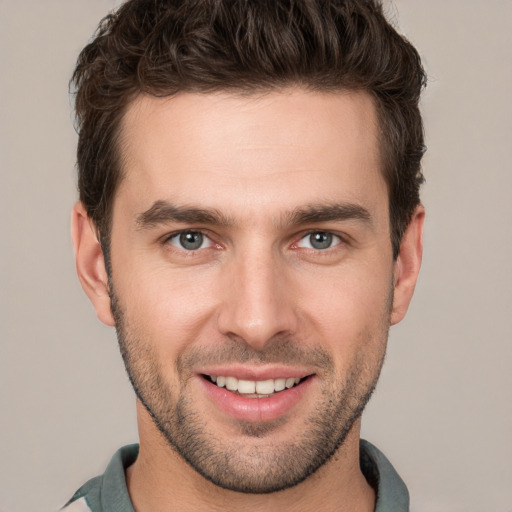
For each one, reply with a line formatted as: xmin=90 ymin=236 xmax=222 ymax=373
xmin=310 ymin=232 xmax=332 ymax=250
xmin=180 ymin=232 xmax=203 ymax=250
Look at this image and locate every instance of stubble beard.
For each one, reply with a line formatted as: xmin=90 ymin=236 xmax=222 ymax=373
xmin=110 ymin=286 xmax=389 ymax=494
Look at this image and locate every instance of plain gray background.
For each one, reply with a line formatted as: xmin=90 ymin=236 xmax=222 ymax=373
xmin=1 ymin=1 xmax=511 ymax=511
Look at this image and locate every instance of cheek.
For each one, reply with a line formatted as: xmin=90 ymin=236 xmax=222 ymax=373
xmin=297 ymin=263 xmax=392 ymax=357
xmin=118 ymin=266 xmax=220 ymax=355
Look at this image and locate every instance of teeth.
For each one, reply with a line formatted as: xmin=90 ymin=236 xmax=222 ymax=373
xmin=285 ymin=378 xmax=295 ymax=389
xmin=225 ymin=376 xmax=238 ymax=391
xmin=255 ymin=379 xmax=275 ymax=394
xmin=208 ymin=375 xmax=303 ymax=395
xmin=274 ymin=379 xmax=286 ymax=391
xmin=238 ymin=379 xmax=256 ymax=394
xmin=274 ymin=378 xmax=286 ymax=392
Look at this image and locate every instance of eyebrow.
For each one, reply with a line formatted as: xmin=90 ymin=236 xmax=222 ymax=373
xmin=136 ymin=200 xmax=233 ymax=229
xmin=136 ymin=200 xmax=372 ymax=230
xmin=284 ymin=202 xmax=372 ymax=227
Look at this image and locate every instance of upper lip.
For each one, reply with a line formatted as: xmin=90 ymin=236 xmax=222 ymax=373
xmin=197 ymin=365 xmax=314 ymax=381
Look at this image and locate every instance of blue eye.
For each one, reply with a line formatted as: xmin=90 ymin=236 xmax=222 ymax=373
xmin=297 ymin=232 xmax=341 ymax=250
xmin=168 ymin=231 xmax=211 ymax=251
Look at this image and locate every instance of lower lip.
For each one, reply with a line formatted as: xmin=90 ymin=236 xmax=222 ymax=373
xmin=199 ymin=376 xmax=314 ymax=423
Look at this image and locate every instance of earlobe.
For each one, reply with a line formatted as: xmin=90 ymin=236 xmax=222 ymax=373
xmin=390 ymin=205 xmax=425 ymax=326
xmin=71 ymin=202 xmax=115 ymax=326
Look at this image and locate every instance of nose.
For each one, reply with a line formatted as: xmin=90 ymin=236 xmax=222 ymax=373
xmin=216 ymin=249 xmax=298 ymax=351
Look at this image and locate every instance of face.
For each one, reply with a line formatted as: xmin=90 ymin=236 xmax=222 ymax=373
xmin=77 ymin=89 xmax=419 ymax=493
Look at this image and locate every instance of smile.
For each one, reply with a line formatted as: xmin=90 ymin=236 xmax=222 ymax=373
xmin=205 ymin=375 xmax=304 ymax=397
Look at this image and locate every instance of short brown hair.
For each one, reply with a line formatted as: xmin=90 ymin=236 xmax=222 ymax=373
xmin=71 ymin=0 xmax=426 ymax=260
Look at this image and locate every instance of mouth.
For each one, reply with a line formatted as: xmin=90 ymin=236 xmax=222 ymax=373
xmin=198 ymin=368 xmax=315 ymax=422
xmin=201 ymin=374 xmax=309 ymax=398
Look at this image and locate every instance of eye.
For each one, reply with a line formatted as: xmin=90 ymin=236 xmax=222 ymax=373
xmin=296 ymin=231 xmax=342 ymax=250
xmin=167 ymin=231 xmax=212 ymax=251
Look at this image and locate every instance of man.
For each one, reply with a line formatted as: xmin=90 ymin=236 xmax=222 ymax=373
xmin=65 ymin=0 xmax=426 ymax=510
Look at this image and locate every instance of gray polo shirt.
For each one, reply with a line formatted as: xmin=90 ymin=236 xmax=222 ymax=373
xmin=62 ymin=439 xmax=409 ymax=511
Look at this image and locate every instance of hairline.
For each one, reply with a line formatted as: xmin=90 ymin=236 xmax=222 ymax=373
xmin=98 ymin=84 xmax=398 ymax=260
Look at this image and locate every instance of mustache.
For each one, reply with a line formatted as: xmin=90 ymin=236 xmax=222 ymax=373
xmin=176 ymin=336 xmax=334 ymax=374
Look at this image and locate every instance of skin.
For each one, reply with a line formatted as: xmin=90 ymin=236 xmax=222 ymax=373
xmin=72 ymin=89 xmax=424 ymax=512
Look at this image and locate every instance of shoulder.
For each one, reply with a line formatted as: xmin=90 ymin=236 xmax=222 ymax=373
xmin=60 ymin=473 xmax=103 ymax=512
xmin=360 ymin=439 xmax=410 ymax=512
xmin=61 ymin=495 xmax=94 ymax=512
xmin=60 ymin=444 xmax=139 ymax=512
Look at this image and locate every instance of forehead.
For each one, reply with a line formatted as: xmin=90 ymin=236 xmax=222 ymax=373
xmin=116 ymin=89 xmax=386 ymax=224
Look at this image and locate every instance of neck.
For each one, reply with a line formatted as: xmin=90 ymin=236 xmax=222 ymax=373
xmin=126 ymin=406 xmax=375 ymax=512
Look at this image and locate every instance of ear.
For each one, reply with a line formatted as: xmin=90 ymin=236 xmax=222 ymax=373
xmin=71 ymin=201 xmax=115 ymax=326
xmin=390 ymin=205 xmax=425 ymax=326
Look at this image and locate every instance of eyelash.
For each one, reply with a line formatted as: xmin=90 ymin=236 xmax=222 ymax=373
xmin=163 ymin=229 xmax=347 ymax=254
xmin=164 ymin=230 xmax=219 ymax=253
xmin=293 ymin=231 xmax=344 ymax=251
